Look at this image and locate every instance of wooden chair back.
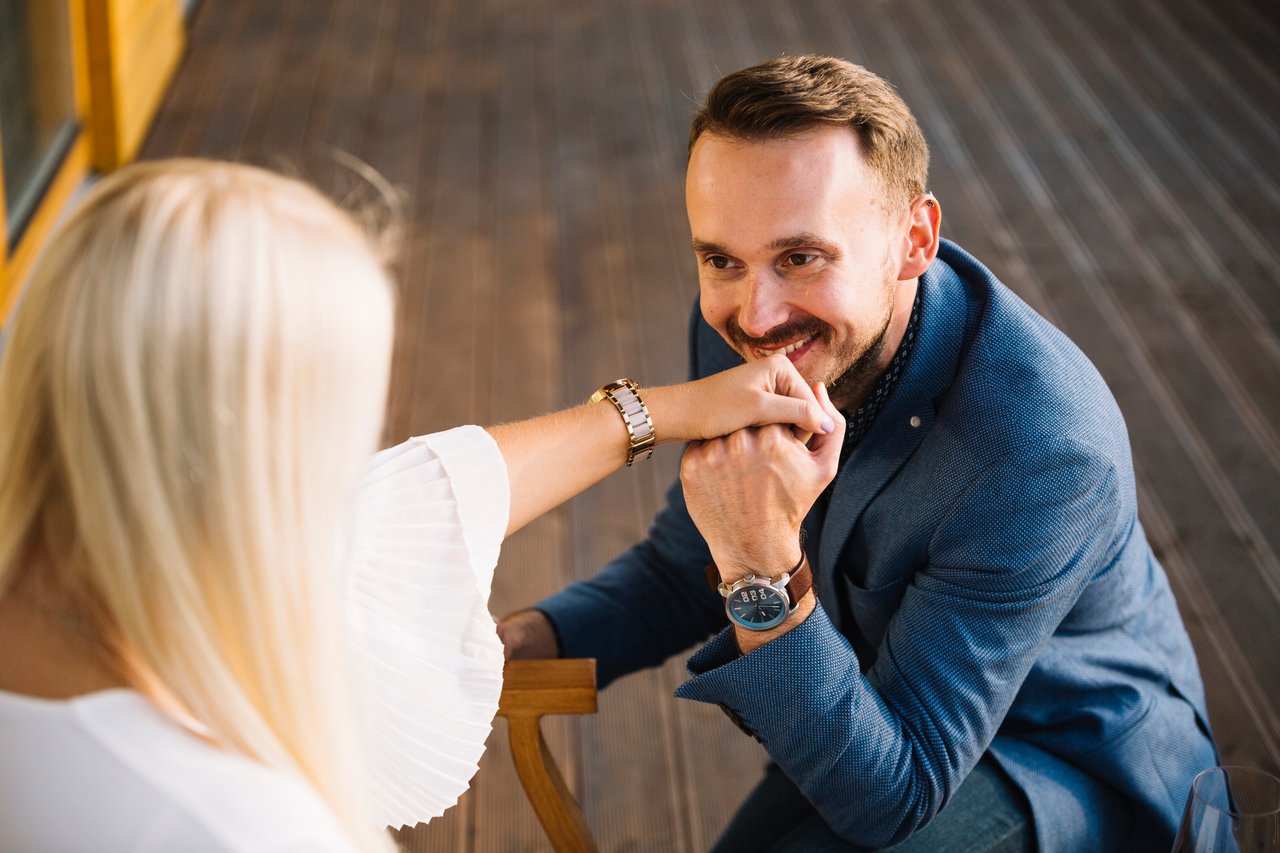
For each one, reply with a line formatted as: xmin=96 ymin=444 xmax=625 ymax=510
xmin=497 ymin=659 xmax=599 ymax=853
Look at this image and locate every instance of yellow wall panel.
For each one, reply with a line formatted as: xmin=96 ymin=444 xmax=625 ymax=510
xmin=84 ymin=0 xmax=184 ymax=170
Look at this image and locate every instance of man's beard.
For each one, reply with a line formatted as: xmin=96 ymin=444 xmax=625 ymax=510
xmin=725 ymin=296 xmax=894 ymax=411
xmin=825 ymin=305 xmax=893 ymax=410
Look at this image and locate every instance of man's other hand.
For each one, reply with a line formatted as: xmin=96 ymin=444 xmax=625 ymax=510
xmin=497 ymin=609 xmax=559 ymax=660
xmin=681 ymin=382 xmax=844 ymax=581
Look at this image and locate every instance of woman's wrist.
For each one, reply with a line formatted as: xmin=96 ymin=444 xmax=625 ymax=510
xmin=637 ymin=383 xmax=689 ymax=446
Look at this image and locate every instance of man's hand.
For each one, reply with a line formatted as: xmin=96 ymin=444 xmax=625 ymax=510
xmin=681 ymin=382 xmax=845 ymax=582
xmin=497 ymin=609 xmax=560 ymax=660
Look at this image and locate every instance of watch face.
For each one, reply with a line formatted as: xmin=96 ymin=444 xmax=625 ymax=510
xmin=726 ymin=585 xmax=788 ymax=630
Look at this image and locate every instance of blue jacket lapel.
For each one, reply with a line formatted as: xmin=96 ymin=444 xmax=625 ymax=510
xmin=817 ymin=247 xmax=974 ymax=575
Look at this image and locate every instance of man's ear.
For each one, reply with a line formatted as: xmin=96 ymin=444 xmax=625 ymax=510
xmin=897 ymin=194 xmax=941 ymax=281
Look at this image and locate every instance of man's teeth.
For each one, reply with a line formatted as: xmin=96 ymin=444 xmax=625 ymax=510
xmin=760 ymin=337 xmax=813 ymax=357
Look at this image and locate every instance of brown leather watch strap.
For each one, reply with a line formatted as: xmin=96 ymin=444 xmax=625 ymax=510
xmin=785 ymin=554 xmax=812 ymax=604
xmin=704 ymin=560 xmax=721 ymax=592
xmin=705 ymin=550 xmax=813 ymax=610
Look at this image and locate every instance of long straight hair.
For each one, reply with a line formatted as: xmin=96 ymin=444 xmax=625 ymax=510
xmin=0 ymin=159 xmax=398 ymax=851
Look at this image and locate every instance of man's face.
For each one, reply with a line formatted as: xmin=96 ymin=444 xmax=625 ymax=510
xmin=687 ymin=127 xmax=907 ymax=406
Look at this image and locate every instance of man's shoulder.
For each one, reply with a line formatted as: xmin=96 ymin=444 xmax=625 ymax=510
xmin=932 ymin=241 xmax=1127 ymax=458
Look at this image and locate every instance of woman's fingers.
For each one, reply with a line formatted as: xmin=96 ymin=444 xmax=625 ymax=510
xmin=758 ymin=393 xmax=828 ymax=437
xmin=804 ymin=382 xmax=845 ymax=477
xmin=758 ymin=355 xmax=830 ymax=435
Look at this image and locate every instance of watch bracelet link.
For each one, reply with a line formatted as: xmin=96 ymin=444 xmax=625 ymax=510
xmin=590 ymin=378 xmax=656 ymax=466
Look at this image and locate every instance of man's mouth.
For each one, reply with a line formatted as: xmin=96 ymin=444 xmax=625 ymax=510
xmin=753 ymin=335 xmax=816 ymax=361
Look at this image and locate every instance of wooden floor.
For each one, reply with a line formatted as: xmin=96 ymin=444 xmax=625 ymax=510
xmin=141 ymin=0 xmax=1280 ymax=849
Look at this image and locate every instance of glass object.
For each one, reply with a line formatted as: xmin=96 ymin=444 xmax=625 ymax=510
xmin=1173 ymin=765 xmax=1280 ymax=852
xmin=0 ymin=0 xmax=79 ymax=245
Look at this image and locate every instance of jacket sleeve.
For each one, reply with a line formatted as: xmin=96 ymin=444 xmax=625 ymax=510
xmin=532 ymin=301 xmax=735 ymax=688
xmin=534 ymin=476 xmax=726 ymax=687
xmin=675 ymin=438 xmax=1123 ymax=847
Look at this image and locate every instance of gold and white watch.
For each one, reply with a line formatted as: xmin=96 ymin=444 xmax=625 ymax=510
xmin=591 ymin=378 xmax=656 ymax=466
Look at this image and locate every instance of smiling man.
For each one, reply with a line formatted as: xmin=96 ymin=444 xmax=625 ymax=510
xmin=500 ymin=56 xmax=1215 ymax=852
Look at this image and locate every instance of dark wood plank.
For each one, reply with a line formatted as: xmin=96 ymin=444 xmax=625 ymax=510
xmin=133 ymin=1 xmax=1280 ymax=848
xmin=473 ymin=0 xmax=589 ymax=849
xmin=547 ymin=3 xmax=696 ymax=845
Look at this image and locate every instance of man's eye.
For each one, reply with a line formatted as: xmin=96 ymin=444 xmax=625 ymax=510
xmin=707 ymin=255 xmax=732 ymax=270
xmin=786 ymin=253 xmax=818 ymax=267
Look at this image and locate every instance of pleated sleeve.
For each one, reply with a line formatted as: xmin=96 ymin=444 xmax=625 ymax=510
xmin=344 ymin=426 xmax=510 ymax=828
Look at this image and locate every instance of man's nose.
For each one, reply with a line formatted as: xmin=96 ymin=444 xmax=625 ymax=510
xmin=736 ymin=272 xmax=790 ymax=340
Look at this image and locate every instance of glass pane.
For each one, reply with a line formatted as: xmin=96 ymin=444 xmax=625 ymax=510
xmin=0 ymin=0 xmax=78 ymax=245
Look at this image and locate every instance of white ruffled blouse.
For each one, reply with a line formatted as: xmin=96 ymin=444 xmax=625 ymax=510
xmin=346 ymin=426 xmax=510 ymax=828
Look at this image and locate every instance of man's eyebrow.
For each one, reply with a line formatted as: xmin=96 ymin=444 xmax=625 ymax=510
xmin=767 ymin=233 xmax=838 ymax=253
xmin=691 ymin=238 xmax=730 ymax=255
xmin=691 ymin=234 xmax=839 ymax=255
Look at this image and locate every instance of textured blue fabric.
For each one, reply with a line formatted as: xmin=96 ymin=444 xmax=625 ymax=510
xmin=536 ymin=240 xmax=1216 ymax=852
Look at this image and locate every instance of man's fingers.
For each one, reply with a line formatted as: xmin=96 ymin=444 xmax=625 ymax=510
xmin=497 ymin=610 xmax=559 ymax=660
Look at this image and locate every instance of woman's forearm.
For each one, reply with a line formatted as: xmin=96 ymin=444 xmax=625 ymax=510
xmin=487 ymin=384 xmax=684 ymax=537
xmin=487 ymin=359 xmax=830 ymax=537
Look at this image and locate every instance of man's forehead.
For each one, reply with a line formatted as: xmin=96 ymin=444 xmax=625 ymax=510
xmin=687 ymin=131 xmax=875 ymax=212
xmin=686 ymin=129 xmax=890 ymax=253
xmin=688 ymin=127 xmax=865 ymax=176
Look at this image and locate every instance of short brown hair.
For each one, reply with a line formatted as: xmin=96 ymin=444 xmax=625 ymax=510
xmin=689 ymin=55 xmax=929 ymax=209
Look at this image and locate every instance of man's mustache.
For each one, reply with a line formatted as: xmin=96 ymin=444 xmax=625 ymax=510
xmin=726 ymin=318 xmax=829 ymax=350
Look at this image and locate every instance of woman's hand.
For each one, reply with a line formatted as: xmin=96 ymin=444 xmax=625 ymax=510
xmin=647 ymin=355 xmax=834 ymax=445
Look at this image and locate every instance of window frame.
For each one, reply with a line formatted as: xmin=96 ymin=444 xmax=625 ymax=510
xmin=0 ymin=0 xmax=93 ymax=324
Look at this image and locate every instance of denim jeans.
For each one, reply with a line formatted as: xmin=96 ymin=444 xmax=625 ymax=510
xmin=711 ymin=754 xmax=1035 ymax=853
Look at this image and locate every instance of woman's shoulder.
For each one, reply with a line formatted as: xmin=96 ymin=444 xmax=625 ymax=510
xmin=0 ymin=688 xmax=354 ymax=852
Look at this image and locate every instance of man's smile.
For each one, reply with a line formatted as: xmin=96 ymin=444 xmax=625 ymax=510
xmin=752 ymin=335 xmax=817 ymax=363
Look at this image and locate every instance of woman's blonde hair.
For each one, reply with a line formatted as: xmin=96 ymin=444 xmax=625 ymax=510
xmin=0 ymin=159 xmax=397 ymax=851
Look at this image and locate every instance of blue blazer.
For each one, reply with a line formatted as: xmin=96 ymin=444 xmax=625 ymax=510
xmin=538 ymin=240 xmax=1216 ymax=851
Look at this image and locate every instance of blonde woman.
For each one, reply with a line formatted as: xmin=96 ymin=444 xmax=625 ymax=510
xmin=0 ymin=160 xmax=840 ymax=852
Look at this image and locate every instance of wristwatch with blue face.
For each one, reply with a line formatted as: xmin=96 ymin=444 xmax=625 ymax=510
xmin=705 ymin=554 xmax=813 ymax=631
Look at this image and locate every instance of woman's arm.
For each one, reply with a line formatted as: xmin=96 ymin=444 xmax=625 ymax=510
xmin=488 ymin=355 xmax=832 ymax=536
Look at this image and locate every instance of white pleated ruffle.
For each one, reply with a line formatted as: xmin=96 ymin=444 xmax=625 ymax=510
xmin=345 ymin=426 xmax=509 ymax=829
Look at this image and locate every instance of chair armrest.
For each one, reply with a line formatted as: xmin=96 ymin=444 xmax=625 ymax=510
xmin=497 ymin=659 xmax=599 ymax=853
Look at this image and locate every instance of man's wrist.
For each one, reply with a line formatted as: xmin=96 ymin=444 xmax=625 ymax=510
xmin=710 ymin=538 xmax=804 ymax=584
